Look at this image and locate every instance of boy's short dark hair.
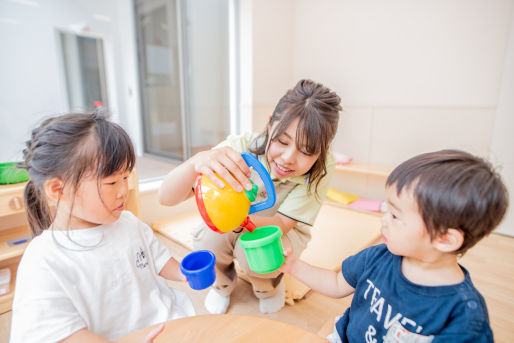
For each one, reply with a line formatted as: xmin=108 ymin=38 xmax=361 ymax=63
xmin=386 ymin=150 xmax=509 ymax=254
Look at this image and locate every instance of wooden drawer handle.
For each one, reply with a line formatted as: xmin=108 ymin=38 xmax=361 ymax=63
xmin=9 ymin=196 xmax=24 ymax=211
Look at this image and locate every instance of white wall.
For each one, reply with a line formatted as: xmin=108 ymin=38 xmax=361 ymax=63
xmin=292 ymin=0 xmax=512 ymax=165
xmin=187 ymin=0 xmax=231 ymax=147
xmin=491 ymin=3 xmax=514 ymax=237
xmin=252 ymin=0 xmax=512 ymax=162
xmin=238 ymin=0 xmax=254 ymax=133
xmin=251 ymin=0 xmax=295 ymax=131
xmin=249 ymin=0 xmax=514 ymax=234
xmin=0 ymin=0 xmax=142 ymax=162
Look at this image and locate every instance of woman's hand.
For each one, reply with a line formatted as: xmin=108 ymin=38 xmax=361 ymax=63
xmin=191 ymin=147 xmax=253 ymax=192
xmin=159 ymin=146 xmax=253 ymax=206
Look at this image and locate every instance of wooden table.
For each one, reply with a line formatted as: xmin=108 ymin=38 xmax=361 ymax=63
xmin=116 ymin=314 xmax=327 ymax=342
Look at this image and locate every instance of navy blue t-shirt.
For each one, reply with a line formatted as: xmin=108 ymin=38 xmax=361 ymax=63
xmin=335 ymin=244 xmax=493 ymax=343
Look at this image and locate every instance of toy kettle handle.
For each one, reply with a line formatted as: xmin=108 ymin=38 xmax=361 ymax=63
xmin=241 ymin=152 xmax=276 ymax=214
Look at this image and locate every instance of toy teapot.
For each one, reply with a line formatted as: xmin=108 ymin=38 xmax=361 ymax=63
xmin=194 ymin=152 xmax=276 ymax=233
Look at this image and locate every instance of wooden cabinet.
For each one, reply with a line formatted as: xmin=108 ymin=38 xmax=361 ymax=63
xmin=0 ymin=170 xmax=140 ymax=314
xmin=335 ymin=163 xmax=393 ymax=178
xmin=330 ymin=162 xmax=392 ymax=215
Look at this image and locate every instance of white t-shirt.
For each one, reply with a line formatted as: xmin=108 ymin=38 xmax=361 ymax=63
xmin=10 ymin=211 xmax=195 ymax=342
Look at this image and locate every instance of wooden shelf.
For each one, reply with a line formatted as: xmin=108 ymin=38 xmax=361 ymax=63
xmin=0 ymin=225 xmax=31 ymax=261
xmin=0 ymin=268 xmax=16 ymax=314
xmin=331 ymin=164 xmax=389 ymax=216
xmin=0 ymin=183 xmax=25 ymax=197
xmin=0 ymin=183 xmax=26 ymax=217
xmin=335 ymin=163 xmax=393 ymax=178
xmin=324 ymin=199 xmax=383 ymax=217
xmin=0 ymin=254 xmax=21 ymax=315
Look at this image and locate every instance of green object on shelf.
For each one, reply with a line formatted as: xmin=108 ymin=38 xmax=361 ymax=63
xmin=0 ymin=162 xmax=30 ymax=184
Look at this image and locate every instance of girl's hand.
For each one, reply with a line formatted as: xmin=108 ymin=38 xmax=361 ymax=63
xmin=191 ymin=147 xmax=253 ymax=192
xmin=141 ymin=323 xmax=165 ymax=343
xmin=279 ymin=248 xmax=297 ymax=274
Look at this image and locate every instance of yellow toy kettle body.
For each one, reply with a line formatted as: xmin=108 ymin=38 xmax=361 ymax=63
xmin=194 ymin=153 xmax=276 ymax=233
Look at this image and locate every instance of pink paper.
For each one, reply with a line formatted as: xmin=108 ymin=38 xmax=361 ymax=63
xmin=333 ymin=152 xmax=353 ymax=165
xmin=347 ymin=198 xmax=383 ymax=212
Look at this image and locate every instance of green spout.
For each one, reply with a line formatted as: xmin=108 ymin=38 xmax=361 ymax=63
xmin=244 ymin=180 xmax=258 ymax=202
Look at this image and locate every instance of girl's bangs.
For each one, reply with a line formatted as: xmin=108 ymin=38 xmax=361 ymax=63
xmin=98 ymin=124 xmax=135 ymax=177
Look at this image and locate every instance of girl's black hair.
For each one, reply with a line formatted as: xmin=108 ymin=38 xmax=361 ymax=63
xmin=250 ymin=79 xmax=342 ymax=194
xmin=20 ymin=110 xmax=135 ymax=236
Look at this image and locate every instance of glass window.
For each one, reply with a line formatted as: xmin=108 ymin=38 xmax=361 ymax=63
xmin=135 ymin=0 xmax=235 ymax=161
xmin=59 ymin=32 xmax=109 ymax=113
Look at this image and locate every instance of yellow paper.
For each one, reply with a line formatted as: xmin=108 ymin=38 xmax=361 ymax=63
xmin=326 ymin=188 xmax=360 ymax=205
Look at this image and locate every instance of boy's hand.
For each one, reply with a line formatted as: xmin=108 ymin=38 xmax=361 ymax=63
xmin=141 ymin=323 xmax=164 ymax=343
xmin=279 ymin=249 xmax=355 ymax=299
xmin=279 ymin=248 xmax=297 ymax=274
xmin=192 ymin=147 xmax=253 ymax=192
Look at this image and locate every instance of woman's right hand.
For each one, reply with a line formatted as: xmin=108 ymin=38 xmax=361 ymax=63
xmin=191 ymin=146 xmax=253 ymax=192
xmin=159 ymin=146 xmax=253 ymax=206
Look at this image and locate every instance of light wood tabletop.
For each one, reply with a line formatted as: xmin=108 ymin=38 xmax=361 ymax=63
xmin=116 ymin=314 xmax=328 ymax=342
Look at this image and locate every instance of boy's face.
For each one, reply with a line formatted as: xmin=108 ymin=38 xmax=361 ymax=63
xmin=266 ymin=118 xmax=320 ymax=180
xmin=381 ymin=184 xmax=433 ymax=258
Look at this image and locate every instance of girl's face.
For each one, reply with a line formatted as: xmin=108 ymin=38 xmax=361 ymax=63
xmin=380 ymin=185 xmax=433 ymax=258
xmin=63 ymin=170 xmax=130 ymax=229
xmin=266 ymin=118 xmax=320 ymax=180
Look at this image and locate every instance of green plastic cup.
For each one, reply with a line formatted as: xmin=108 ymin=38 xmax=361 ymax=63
xmin=239 ymin=225 xmax=284 ymax=274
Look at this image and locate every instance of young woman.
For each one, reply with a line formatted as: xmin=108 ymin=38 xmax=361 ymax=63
xmin=159 ymin=79 xmax=342 ymax=314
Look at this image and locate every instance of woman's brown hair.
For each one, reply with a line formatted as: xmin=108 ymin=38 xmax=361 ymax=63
xmin=250 ymin=79 xmax=342 ymax=194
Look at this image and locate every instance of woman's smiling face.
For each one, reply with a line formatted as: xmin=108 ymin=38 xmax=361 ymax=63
xmin=266 ymin=118 xmax=320 ymax=180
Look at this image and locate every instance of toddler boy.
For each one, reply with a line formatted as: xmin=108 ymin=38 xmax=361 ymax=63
xmin=281 ymin=150 xmax=508 ymax=342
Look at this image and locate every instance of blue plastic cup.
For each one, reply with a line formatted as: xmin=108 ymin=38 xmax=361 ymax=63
xmin=180 ymin=250 xmax=216 ymax=290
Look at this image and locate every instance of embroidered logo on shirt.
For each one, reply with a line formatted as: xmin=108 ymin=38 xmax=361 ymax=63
xmin=135 ymin=247 xmax=148 ymax=269
xmin=383 ymin=321 xmax=433 ymax=343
